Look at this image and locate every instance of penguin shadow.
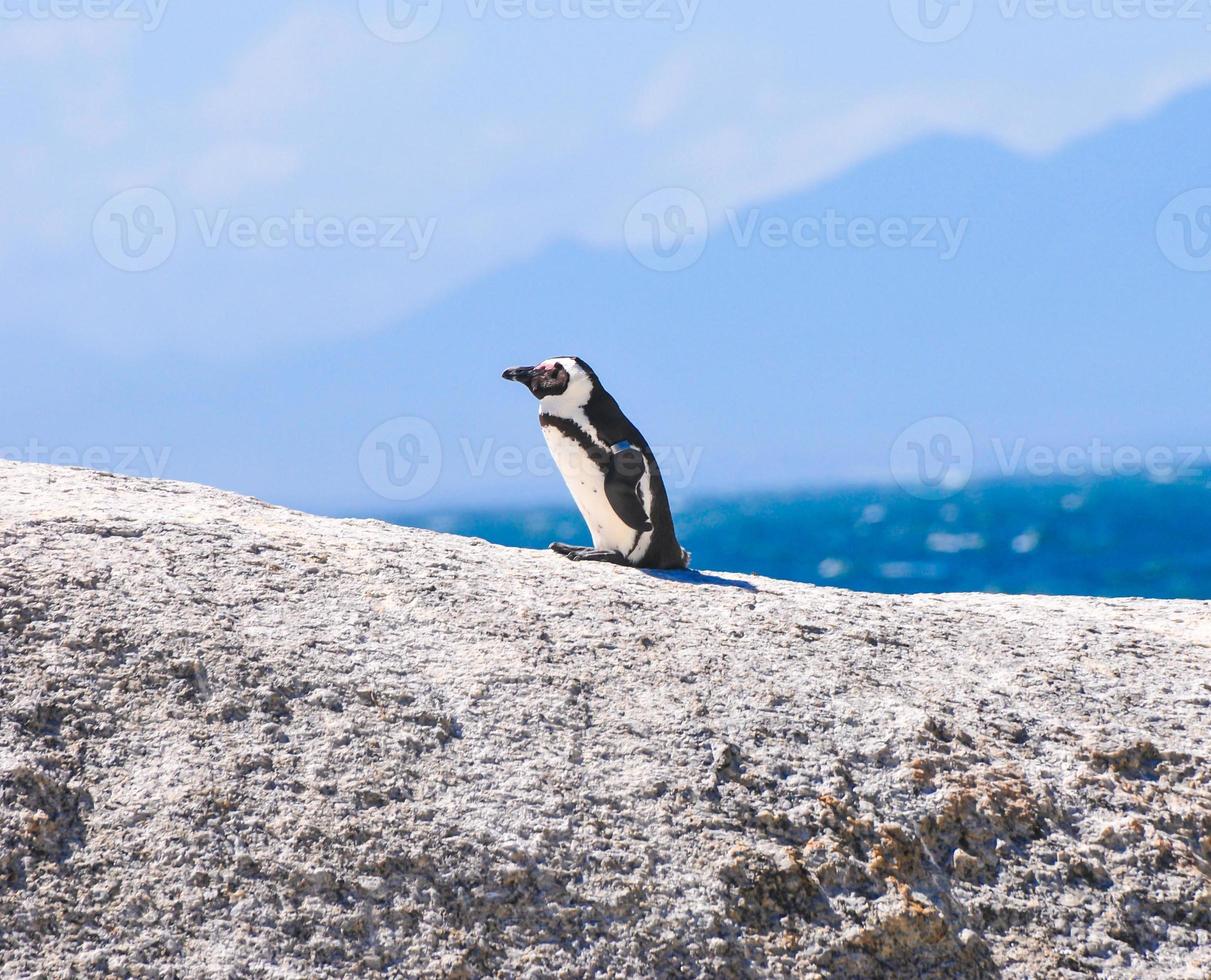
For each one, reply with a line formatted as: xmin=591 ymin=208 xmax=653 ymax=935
xmin=642 ymin=569 xmax=759 ymax=592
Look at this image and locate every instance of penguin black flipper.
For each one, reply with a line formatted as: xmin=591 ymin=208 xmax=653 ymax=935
xmin=604 ymin=444 xmax=653 ymax=533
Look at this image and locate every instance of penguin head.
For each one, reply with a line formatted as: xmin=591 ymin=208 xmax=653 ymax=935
xmin=502 ymin=357 xmax=596 ymax=405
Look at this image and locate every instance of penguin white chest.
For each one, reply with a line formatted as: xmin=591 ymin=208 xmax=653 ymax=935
xmin=541 ymin=422 xmax=652 ymax=558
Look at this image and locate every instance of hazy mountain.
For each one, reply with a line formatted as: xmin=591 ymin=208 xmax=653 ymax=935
xmin=6 ymin=84 xmax=1210 ymax=515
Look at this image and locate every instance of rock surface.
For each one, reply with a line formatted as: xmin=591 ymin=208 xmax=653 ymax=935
xmin=0 ymin=461 xmax=1209 ymax=978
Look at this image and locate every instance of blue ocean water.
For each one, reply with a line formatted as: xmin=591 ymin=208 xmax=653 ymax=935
xmin=396 ymin=478 xmax=1211 ymax=599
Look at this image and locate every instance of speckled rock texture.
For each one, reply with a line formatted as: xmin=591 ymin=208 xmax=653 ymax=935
xmin=0 ymin=461 xmax=1208 ymax=978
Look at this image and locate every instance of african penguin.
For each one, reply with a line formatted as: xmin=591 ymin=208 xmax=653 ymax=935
xmin=502 ymin=357 xmax=690 ymax=569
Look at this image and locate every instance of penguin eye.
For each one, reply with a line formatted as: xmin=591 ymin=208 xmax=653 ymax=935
xmin=539 ymin=365 xmax=569 ymax=396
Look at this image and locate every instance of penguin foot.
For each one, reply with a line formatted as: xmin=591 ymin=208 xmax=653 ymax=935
xmin=549 ymin=543 xmax=632 ymax=566
xmin=568 ymin=549 xmax=631 ymax=566
xmin=547 ymin=542 xmax=629 ymax=566
xmin=549 ymin=542 xmax=590 ymax=557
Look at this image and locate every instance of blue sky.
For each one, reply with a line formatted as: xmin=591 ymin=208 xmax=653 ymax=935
xmin=4 ymin=3 xmax=1211 ymax=511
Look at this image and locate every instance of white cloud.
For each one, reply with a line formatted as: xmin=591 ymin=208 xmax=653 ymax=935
xmin=579 ymin=82 xmax=985 ymax=247
xmin=630 ymin=54 xmax=696 ymax=130
xmin=6 ymin=7 xmax=1211 ymax=357
xmin=196 ymin=11 xmax=352 ymax=132
xmin=1129 ymin=58 xmax=1211 ymax=119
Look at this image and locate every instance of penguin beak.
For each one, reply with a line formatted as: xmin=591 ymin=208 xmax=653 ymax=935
xmin=502 ymin=366 xmax=536 ymax=384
